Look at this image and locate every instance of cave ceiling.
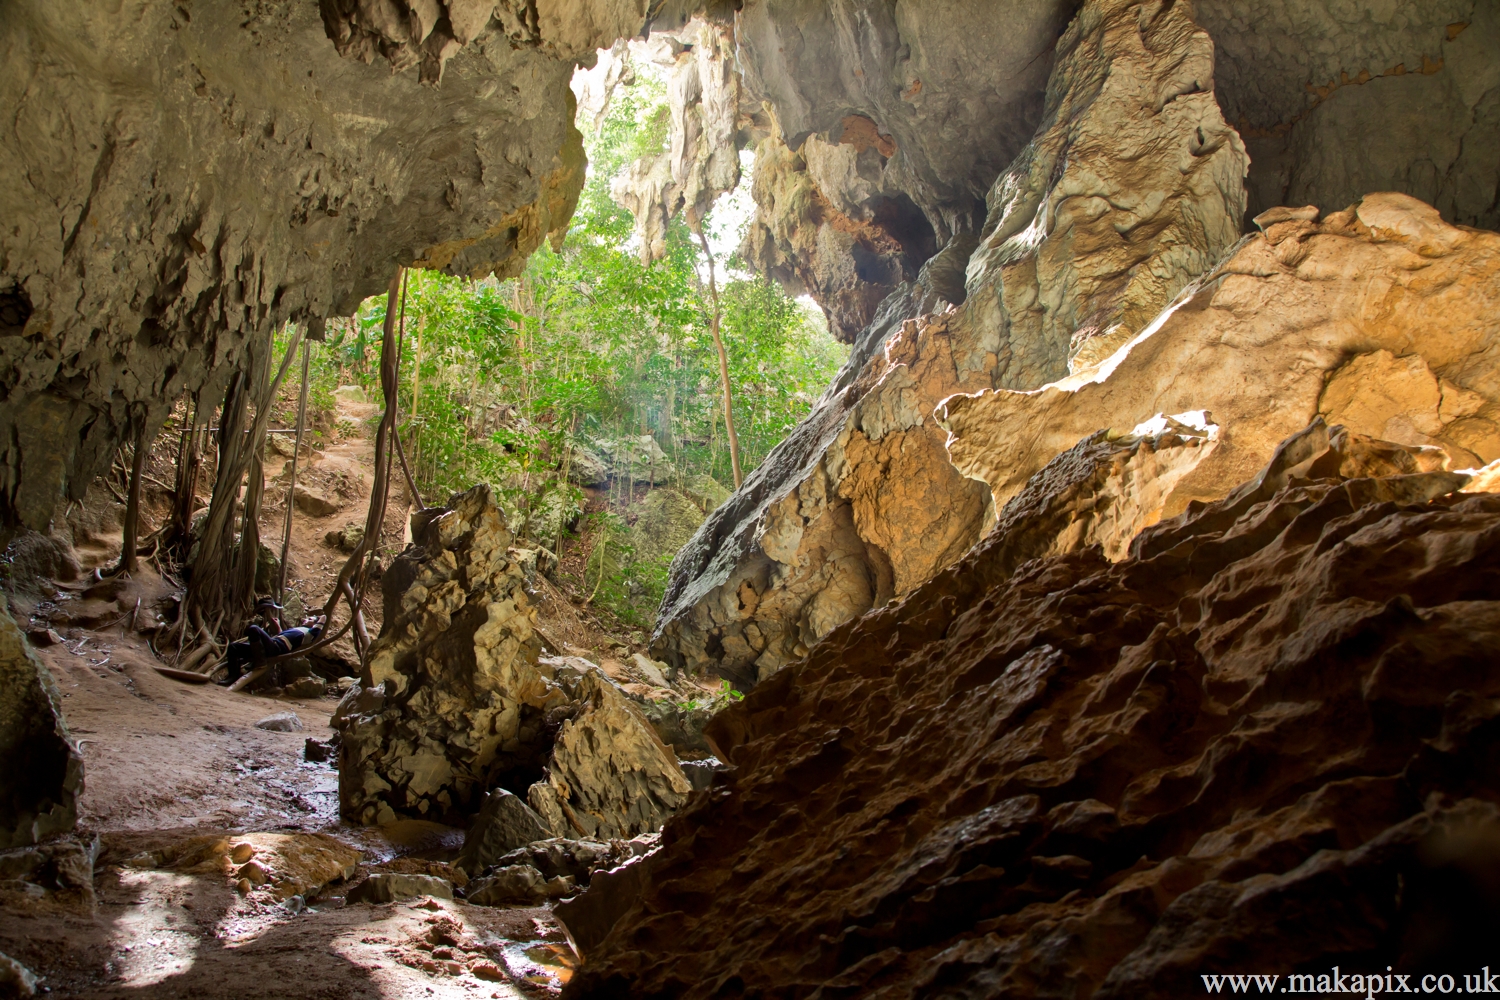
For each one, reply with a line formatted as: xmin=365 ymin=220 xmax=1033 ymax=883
xmin=2 ymin=0 xmax=1495 ymax=536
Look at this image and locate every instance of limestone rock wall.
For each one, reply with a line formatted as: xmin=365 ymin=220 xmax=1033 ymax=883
xmin=1197 ymin=0 xmax=1499 ymax=229
xmin=0 ymin=0 xmax=593 ymax=534
xmin=653 ymin=0 xmax=1248 ymax=681
xmin=567 ymin=425 xmax=1500 ymax=998
xmin=0 ymin=602 xmax=82 ymax=850
xmin=734 ymin=0 xmax=1076 ymax=243
xmin=963 ymin=0 xmax=1249 ymax=373
xmin=739 ymin=130 xmax=939 ymax=342
xmin=941 ymin=193 xmax=1500 ymax=522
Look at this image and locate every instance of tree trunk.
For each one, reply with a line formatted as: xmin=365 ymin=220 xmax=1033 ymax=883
xmin=697 ymin=229 xmax=742 ymax=487
xmin=182 ymin=324 xmax=303 ymax=638
xmin=277 ymin=340 xmax=311 ymax=598
xmin=118 ymin=415 xmax=148 ymax=574
xmin=170 ymin=391 xmax=208 ymax=554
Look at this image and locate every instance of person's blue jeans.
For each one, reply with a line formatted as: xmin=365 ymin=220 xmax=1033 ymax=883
xmin=224 ymin=625 xmax=279 ymax=682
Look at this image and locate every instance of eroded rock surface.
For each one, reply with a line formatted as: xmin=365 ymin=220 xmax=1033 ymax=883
xmin=963 ymin=0 xmax=1248 ymax=373
xmin=611 ymin=18 xmax=744 ymax=262
xmin=337 ymin=485 xmax=553 ymax=825
xmin=740 ymin=129 xmax=940 ymax=342
xmin=1199 ymin=0 xmax=1500 ymax=229
xmin=0 ymin=602 xmax=81 ymax=850
xmin=568 ymin=424 xmax=1500 ymax=997
xmin=942 ymin=192 xmax=1500 ymax=521
xmin=655 ymin=0 xmax=1247 ymax=682
xmin=1 ymin=0 xmax=591 ymax=533
xmin=527 ymin=670 xmax=691 ymax=841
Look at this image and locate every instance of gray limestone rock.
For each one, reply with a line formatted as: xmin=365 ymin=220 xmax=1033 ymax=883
xmin=348 ymin=872 xmax=454 ymax=904
xmin=336 ymin=485 xmax=554 ymax=825
xmin=527 ymin=670 xmax=692 ymax=841
xmin=0 ymin=602 xmax=82 ymax=849
xmin=487 ymin=838 xmax=619 ymax=886
xmin=324 ymin=523 xmax=366 ymax=553
xmin=566 ymin=444 xmax=611 ymax=487
xmin=254 ymin=712 xmax=305 ymax=733
xmin=1198 ymin=0 xmax=1500 ymax=230
xmin=456 ymin=789 xmax=553 ymax=876
xmin=293 ymin=485 xmax=342 ymax=518
xmin=0 ymin=835 xmax=98 ymax=909
xmin=553 ymin=850 xmax=658 ymax=959
xmin=653 ymin=0 xmax=1247 ymax=684
xmin=464 ymin=864 xmax=553 ymax=907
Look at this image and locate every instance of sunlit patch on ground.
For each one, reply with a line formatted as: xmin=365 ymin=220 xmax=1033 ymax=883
xmin=108 ymin=871 xmax=203 ymax=987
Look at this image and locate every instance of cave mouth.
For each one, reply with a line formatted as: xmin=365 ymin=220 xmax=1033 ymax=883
xmin=4 ymin=0 xmax=1500 ymax=996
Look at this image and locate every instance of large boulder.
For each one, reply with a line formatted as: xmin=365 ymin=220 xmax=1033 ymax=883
xmin=594 ymin=435 xmax=673 ymax=484
xmin=628 ymin=489 xmax=704 ymax=566
xmin=566 ymin=421 xmax=1500 ymax=998
xmin=455 ymin=788 xmax=552 ymax=877
xmin=0 ymin=601 xmax=81 ymax=849
xmin=527 ymin=670 xmax=691 ymax=842
xmin=336 ymin=485 xmax=557 ymax=825
xmin=653 ymin=0 xmax=1248 ymax=683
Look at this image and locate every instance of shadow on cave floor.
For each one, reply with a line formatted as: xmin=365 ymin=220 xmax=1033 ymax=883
xmin=1 ymin=628 xmax=577 ymax=997
xmin=0 ymin=860 xmax=568 ymax=998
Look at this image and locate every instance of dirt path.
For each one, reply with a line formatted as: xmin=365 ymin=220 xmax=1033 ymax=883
xmin=0 ymin=617 xmax=580 ymax=998
xmin=0 ymin=394 xmax=618 ymax=998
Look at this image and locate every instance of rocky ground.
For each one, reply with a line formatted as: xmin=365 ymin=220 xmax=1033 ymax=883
xmin=0 ymin=393 xmax=718 ymax=998
xmin=568 ymin=422 xmax=1500 ymax=999
xmin=0 ymin=621 xmax=580 ymax=999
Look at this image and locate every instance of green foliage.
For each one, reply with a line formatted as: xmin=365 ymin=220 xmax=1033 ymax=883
xmin=288 ymin=56 xmax=847 ymax=629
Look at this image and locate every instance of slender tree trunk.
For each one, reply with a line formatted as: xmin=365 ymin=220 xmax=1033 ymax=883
xmin=409 ymin=305 xmax=424 ymax=478
xmin=277 ymin=340 xmax=311 ymax=598
xmin=183 ymin=324 xmax=303 ymax=638
xmin=697 ymin=229 xmax=742 ymax=487
xmin=229 ymin=334 xmax=273 ymax=632
xmin=118 ymin=414 xmax=148 ymax=574
xmin=170 ymin=391 xmax=208 ymax=554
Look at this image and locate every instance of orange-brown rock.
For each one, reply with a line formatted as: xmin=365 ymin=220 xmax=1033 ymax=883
xmin=655 ymin=0 xmax=1248 ymax=683
xmin=567 ymin=423 xmax=1500 ymax=997
xmin=942 ymin=192 xmax=1500 ymax=522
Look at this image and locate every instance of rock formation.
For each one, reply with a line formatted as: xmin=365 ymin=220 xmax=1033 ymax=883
xmin=963 ymin=0 xmax=1248 ymax=373
xmin=0 ymin=0 xmax=619 ymax=534
xmin=337 ymin=485 xmax=692 ymax=835
xmin=654 ymin=0 xmax=1249 ymax=682
xmin=739 ymin=129 xmax=939 ymax=342
xmin=0 ymin=602 xmax=81 ymax=850
xmin=734 ymin=0 xmax=1075 ymax=243
xmin=527 ymin=669 xmax=692 ymax=841
xmin=455 ymin=788 xmax=552 ymax=876
xmin=941 ymin=192 xmax=1500 ymax=521
xmin=1198 ymin=0 xmax=1500 ymax=229
xmin=337 ymin=484 xmax=554 ymax=824
xmin=565 ymin=421 xmax=1500 ymax=997
xmin=611 ymin=18 xmax=745 ymax=262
